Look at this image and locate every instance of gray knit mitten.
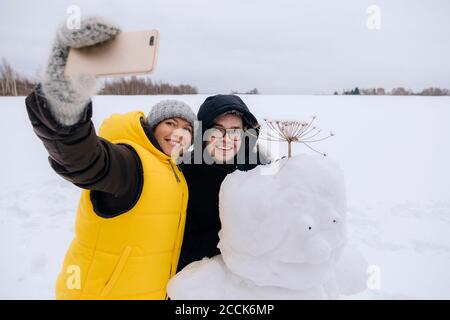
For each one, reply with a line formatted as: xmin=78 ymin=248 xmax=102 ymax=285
xmin=42 ymin=17 xmax=120 ymax=126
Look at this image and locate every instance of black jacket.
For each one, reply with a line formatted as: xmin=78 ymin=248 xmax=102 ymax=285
xmin=176 ymin=163 xmax=231 ymax=271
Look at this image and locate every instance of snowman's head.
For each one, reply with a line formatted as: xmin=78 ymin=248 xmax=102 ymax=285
xmin=217 ymin=154 xmax=348 ymax=290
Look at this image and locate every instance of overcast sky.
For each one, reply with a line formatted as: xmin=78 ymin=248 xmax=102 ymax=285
xmin=1 ymin=0 xmax=449 ymax=94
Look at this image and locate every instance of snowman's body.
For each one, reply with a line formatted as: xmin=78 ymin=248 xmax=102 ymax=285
xmin=168 ymin=155 xmax=367 ymax=299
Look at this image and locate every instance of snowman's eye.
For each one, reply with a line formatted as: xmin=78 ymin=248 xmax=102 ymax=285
xmin=298 ymin=216 xmax=315 ymax=232
xmin=332 ymin=219 xmax=337 ymax=224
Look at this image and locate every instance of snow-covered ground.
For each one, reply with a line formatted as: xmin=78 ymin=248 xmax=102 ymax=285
xmin=0 ymin=94 xmax=449 ymax=299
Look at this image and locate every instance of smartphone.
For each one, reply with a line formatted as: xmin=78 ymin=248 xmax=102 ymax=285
xmin=64 ymin=30 xmax=159 ymax=78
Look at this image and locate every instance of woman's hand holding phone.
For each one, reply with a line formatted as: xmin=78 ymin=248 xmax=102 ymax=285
xmin=42 ymin=17 xmax=120 ymax=126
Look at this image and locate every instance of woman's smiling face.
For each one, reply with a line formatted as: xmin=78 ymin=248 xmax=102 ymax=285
xmin=154 ymin=117 xmax=193 ymax=158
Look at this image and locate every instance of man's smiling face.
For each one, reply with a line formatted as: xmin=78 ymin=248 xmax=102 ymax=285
xmin=205 ymin=113 xmax=244 ymax=163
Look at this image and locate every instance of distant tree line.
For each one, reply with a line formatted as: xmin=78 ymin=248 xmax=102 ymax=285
xmin=231 ymin=88 xmax=260 ymax=95
xmin=2 ymin=58 xmax=449 ymax=97
xmin=0 ymin=58 xmax=198 ymax=96
xmin=100 ymin=76 xmax=198 ymax=95
xmin=334 ymin=86 xmax=450 ymax=96
xmin=0 ymin=58 xmax=36 ymax=96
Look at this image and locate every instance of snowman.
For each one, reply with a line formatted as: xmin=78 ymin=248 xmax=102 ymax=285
xmin=168 ymin=154 xmax=368 ymax=299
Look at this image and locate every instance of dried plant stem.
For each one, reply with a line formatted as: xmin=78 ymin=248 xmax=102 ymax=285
xmin=259 ymin=117 xmax=333 ymax=158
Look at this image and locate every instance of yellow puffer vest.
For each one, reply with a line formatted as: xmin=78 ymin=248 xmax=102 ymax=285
xmin=55 ymin=111 xmax=188 ymax=300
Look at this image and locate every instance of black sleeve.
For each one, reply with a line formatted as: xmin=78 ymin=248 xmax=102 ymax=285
xmin=25 ymin=84 xmax=143 ymax=217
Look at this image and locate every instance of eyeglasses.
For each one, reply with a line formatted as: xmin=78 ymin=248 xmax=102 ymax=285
xmin=207 ymin=126 xmax=244 ymax=141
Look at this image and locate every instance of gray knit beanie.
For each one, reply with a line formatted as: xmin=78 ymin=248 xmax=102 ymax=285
xmin=146 ymin=99 xmax=196 ymax=131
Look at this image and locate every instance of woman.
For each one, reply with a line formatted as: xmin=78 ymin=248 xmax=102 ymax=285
xmin=25 ymin=18 xmax=195 ymax=299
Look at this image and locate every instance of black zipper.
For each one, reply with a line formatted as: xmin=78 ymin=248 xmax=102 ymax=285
xmin=168 ymin=160 xmax=181 ymax=183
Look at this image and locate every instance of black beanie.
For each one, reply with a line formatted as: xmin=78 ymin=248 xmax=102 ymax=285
xmin=197 ymin=95 xmax=259 ymax=133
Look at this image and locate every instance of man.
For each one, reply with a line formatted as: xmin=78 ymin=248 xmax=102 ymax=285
xmin=177 ymin=94 xmax=270 ymax=272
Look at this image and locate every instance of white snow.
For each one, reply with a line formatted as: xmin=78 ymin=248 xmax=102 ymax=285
xmin=1 ymin=94 xmax=450 ymax=299
xmin=168 ymin=155 xmax=368 ymax=299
